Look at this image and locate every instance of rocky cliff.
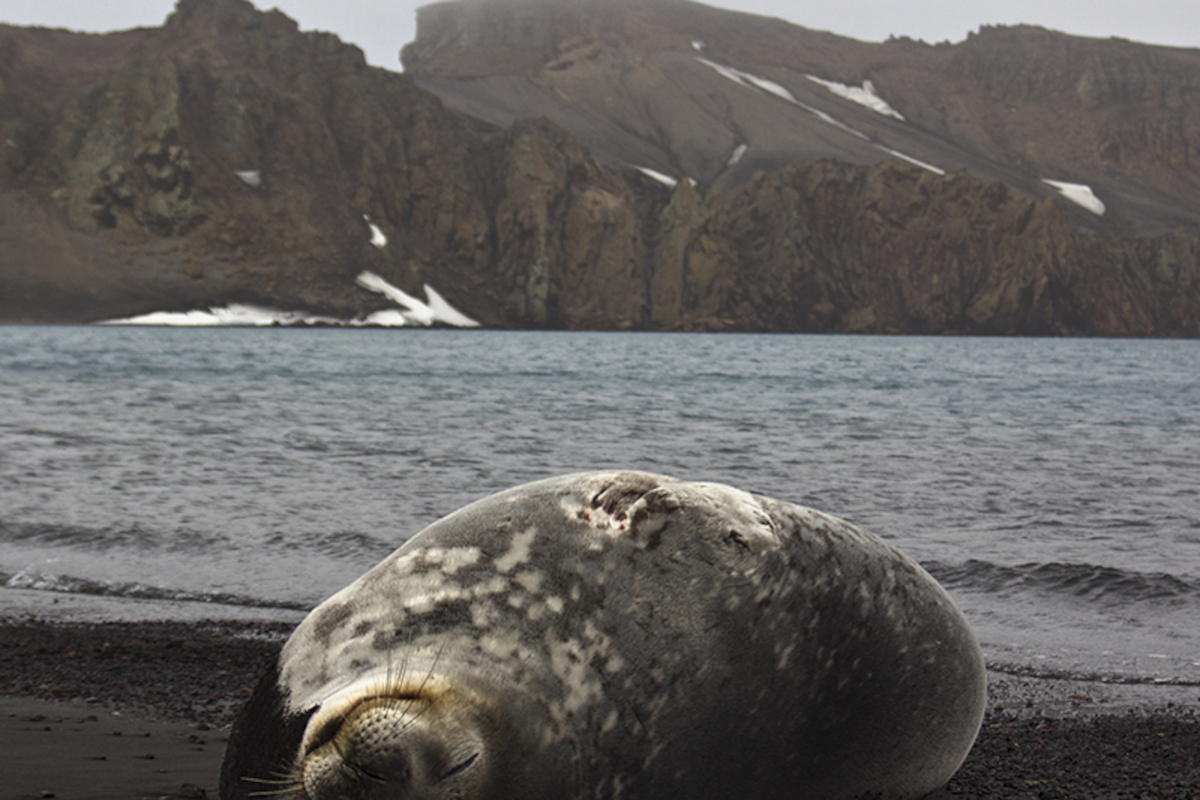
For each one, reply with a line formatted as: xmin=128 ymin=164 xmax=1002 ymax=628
xmin=1 ymin=1 xmax=488 ymax=322
xmin=1 ymin=0 xmax=1198 ymax=335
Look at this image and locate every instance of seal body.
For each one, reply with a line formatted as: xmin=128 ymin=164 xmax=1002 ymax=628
xmin=220 ymin=471 xmax=986 ymax=800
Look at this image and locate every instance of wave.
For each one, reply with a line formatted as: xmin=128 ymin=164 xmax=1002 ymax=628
xmin=269 ymin=529 xmax=397 ymax=561
xmin=2 ymin=519 xmax=396 ymax=562
xmin=985 ymin=660 xmax=1200 ymax=686
xmin=0 ymin=519 xmax=232 ymax=552
xmin=923 ymin=559 xmax=1200 ymax=606
xmin=0 ymin=570 xmax=308 ymax=611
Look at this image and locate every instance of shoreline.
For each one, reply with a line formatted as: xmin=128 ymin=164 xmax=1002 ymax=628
xmin=3 ymin=618 xmax=1197 ymax=799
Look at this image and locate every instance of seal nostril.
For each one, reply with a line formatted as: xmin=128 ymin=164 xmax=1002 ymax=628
xmin=439 ymin=752 xmax=479 ymax=781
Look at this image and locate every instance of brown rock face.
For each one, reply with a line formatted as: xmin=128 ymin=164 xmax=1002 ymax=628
xmin=1 ymin=0 xmax=1199 ymax=336
xmin=485 ymin=120 xmax=649 ymax=329
xmin=659 ymin=161 xmax=1200 ymax=335
xmin=2 ymin=0 xmax=486 ymax=322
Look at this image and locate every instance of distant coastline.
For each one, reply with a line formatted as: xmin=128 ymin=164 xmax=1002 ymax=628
xmin=2 ymin=1 xmax=1199 ymax=335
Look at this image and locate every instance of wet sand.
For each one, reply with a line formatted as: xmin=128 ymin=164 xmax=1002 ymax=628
xmin=2 ymin=618 xmax=1197 ymax=799
xmin=3 ymin=695 xmax=223 ymax=800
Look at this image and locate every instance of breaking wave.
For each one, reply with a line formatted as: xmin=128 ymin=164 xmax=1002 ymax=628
xmin=0 ymin=569 xmax=308 ymax=611
xmin=923 ymin=559 xmax=1199 ymax=606
xmin=984 ymin=659 xmax=1200 ymax=686
xmin=0 ymin=519 xmax=232 ymax=553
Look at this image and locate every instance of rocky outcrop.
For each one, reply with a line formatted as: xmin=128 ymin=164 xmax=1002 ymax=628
xmin=1 ymin=0 xmax=1199 ymax=336
xmin=650 ymin=161 xmax=1200 ymax=335
xmin=485 ymin=120 xmax=651 ymax=329
xmin=2 ymin=0 xmax=484 ymax=322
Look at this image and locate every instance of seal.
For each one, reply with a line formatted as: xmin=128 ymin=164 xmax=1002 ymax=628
xmin=220 ymin=471 xmax=986 ymax=800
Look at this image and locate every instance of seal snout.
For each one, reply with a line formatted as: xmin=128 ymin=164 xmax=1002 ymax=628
xmin=301 ymin=700 xmax=414 ymax=799
xmin=299 ymin=696 xmax=486 ymax=800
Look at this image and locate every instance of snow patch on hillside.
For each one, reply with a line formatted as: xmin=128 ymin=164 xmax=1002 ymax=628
xmin=876 ymin=145 xmax=946 ymax=176
xmin=355 ymin=271 xmax=436 ymax=324
xmin=696 ymin=58 xmax=799 ymax=104
xmin=361 ymin=309 xmax=412 ymax=327
xmin=100 ymin=305 xmax=339 ymax=327
xmin=356 ymin=271 xmax=481 ymax=327
xmin=807 ymin=106 xmax=870 ymax=140
xmin=234 ymin=170 xmax=262 ymax=188
xmin=742 ymin=73 xmax=798 ymax=103
xmin=424 ymin=284 xmax=482 ymax=328
xmin=99 ymin=274 xmax=481 ymax=328
xmin=636 ymin=166 xmax=680 ymax=188
xmin=693 ymin=56 xmax=941 ymax=177
xmin=806 ymin=76 xmax=905 ymax=120
xmin=364 ymin=215 xmax=388 ymax=249
xmin=1042 ymin=179 xmax=1106 ymax=216
xmin=695 ymin=57 xmax=754 ymax=91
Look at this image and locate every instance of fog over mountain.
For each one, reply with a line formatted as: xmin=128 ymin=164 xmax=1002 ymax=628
xmin=4 ymin=0 xmax=1200 ymax=68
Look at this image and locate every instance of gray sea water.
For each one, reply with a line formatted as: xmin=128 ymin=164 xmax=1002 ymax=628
xmin=1 ymin=327 xmax=1198 ymax=688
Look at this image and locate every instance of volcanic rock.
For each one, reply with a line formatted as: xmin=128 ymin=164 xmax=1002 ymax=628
xmin=1 ymin=0 xmax=1198 ymax=335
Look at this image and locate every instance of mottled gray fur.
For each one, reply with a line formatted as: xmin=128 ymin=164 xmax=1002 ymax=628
xmin=222 ymin=471 xmax=986 ymax=800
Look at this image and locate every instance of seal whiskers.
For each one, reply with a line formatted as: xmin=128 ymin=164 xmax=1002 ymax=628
xmin=292 ymin=639 xmax=480 ymax=800
xmin=241 ymin=772 xmax=306 ymax=799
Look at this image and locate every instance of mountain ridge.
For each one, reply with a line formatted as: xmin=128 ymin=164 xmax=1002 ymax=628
xmin=1 ymin=0 xmax=1198 ymax=335
xmin=404 ymin=0 xmax=1200 ymax=236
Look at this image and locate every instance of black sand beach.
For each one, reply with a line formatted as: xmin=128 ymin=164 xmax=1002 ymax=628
xmin=2 ymin=618 xmax=1197 ymax=799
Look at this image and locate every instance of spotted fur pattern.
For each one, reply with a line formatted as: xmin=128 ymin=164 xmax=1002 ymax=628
xmin=221 ymin=471 xmax=986 ymax=800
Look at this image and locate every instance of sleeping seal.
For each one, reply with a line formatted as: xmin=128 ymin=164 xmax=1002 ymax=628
xmin=220 ymin=471 xmax=985 ymax=800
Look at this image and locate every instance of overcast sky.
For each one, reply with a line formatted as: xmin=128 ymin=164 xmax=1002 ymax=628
xmin=1 ymin=1 xmax=1196 ymax=70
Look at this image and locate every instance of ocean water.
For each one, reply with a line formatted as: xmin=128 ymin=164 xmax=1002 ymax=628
xmin=1 ymin=327 xmax=1198 ymax=689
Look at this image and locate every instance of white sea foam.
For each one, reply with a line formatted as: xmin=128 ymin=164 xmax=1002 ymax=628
xmin=1042 ymin=179 xmax=1107 ymax=216
xmin=806 ymin=76 xmax=905 ymax=120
